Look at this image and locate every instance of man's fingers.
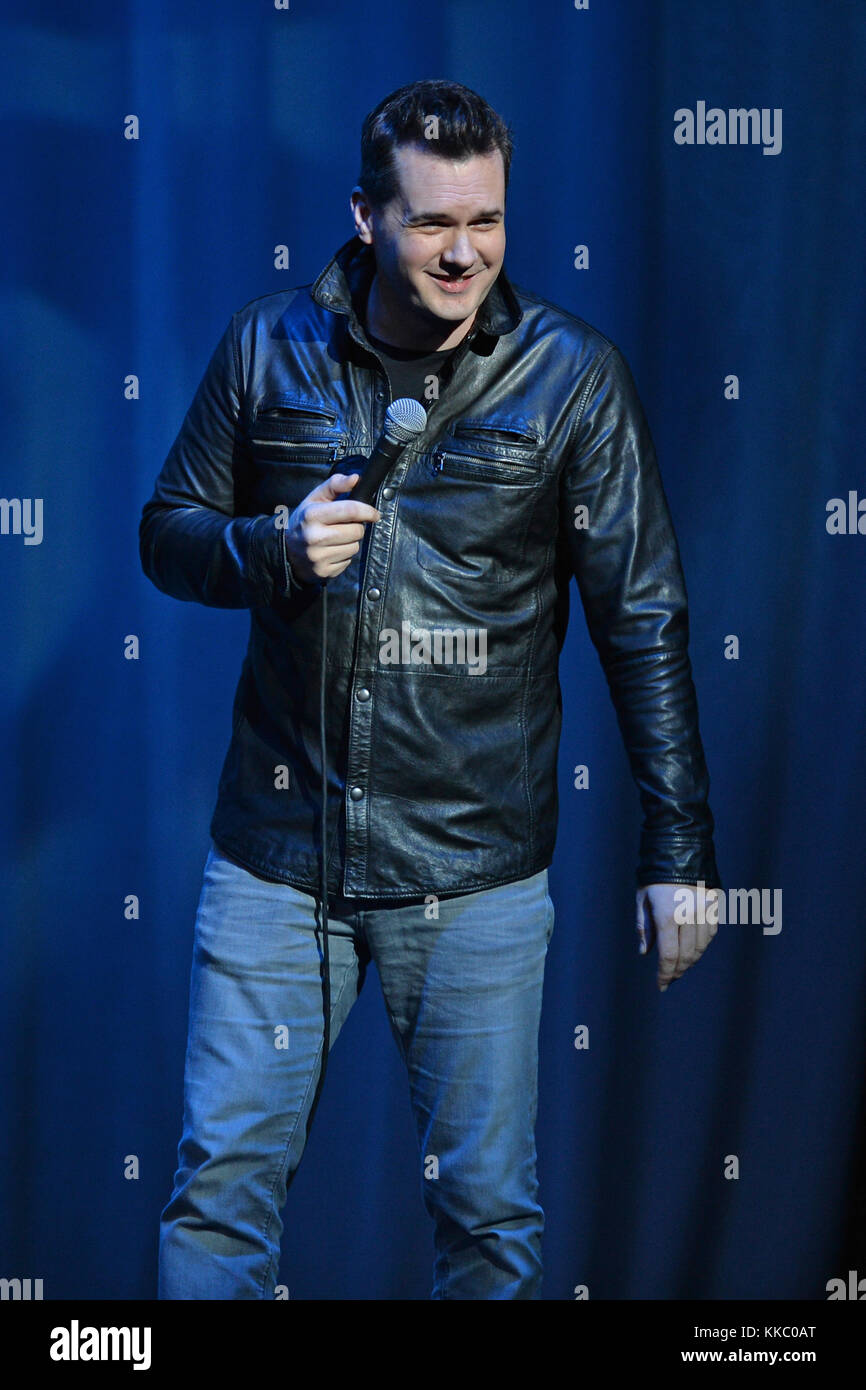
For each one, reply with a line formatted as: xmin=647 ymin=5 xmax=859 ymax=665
xmin=308 ymin=499 xmax=382 ymax=528
xmin=656 ymin=921 xmax=718 ymax=991
xmin=311 ymin=473 xmax=382 ymax=523
xmin=696 ymin=917 xmax=717 ymax=954
xmin=310 ymin=541 xmax=361 ymax=568
xmin=655 ymin=919 xmax=688 ymax=992
xmin=304 ymin=518 xmax=367 ymax=548
xmin=678 ymin=920 xmax=697 ymax=968
xmin=313 ymin=470 xmax=360 ymax=498
xmin=656 ymin=945 xmax=680 ymax=991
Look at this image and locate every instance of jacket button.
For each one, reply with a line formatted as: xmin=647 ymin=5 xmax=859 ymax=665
xmin=381 ymin=486 xmax=394 ymax=500
xmin=356 ymin=688 xmax=370 ymax=701
xmin=367 ymin=587 xmax=381 ymax=601
xmin=349 ymin=786 xmax=364 ymax=800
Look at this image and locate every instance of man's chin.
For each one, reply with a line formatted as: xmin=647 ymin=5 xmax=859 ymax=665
xmin=423 ymin=299 xmax=476 ymax=323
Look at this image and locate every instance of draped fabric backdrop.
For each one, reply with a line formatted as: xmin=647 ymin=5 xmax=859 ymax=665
xmin=2 ymin=0 xmax=864 ymax=1300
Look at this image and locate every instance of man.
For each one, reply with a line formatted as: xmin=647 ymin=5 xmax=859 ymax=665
xmin=140 ymin=78 xmax=721 ymax=1301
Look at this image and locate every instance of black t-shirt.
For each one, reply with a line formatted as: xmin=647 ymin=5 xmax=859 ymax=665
xmin=365 ymin=329 xmax=459 ymax=406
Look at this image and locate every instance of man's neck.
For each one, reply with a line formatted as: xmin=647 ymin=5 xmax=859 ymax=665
xmin=364 ymin=274 xmax=477 ymax=353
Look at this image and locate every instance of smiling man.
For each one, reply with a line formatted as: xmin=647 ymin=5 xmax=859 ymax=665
xmin=141 ymin=78 xmax=721 ymax=1301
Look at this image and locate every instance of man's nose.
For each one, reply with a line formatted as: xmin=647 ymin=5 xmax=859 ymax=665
xmin=439 ymin=230 xmax=476 ymax=268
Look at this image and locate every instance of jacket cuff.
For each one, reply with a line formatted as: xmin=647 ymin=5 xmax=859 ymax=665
xmin=277 ymin=523 xmax=319 ymax=598
xmin=637 ymin=837 xmax=722 ymax=890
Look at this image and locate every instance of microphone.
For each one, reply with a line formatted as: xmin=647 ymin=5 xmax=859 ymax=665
xmin=348 ymin=397 xmax=428 ymax=505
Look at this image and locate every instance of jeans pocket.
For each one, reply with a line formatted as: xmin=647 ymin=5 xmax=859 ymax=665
xmin=544 ymin=891 xmax=555 ymax=945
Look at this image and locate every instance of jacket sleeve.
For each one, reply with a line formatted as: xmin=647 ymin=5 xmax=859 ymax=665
xmin=139 ymin=312 xmax=305 ymax=608
xmin=559 ymin=343 xmax=721 ymax=889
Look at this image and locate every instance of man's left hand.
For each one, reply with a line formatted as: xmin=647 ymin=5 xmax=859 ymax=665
xmin=636 ymin=883 xmax=719 ymax=992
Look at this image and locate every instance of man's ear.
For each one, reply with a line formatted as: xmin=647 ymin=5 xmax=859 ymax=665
xmin=350 ymin=187 xmax=374 ymax=244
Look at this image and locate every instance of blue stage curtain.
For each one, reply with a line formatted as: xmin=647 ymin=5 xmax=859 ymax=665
xmin=1 ymin=0 xmax=864 ymax=1298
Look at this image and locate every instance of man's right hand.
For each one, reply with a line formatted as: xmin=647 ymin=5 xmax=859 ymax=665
xmin=284 ymin=472 xmax=381 ymax=584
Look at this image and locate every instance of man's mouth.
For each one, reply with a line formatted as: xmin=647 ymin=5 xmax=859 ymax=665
xmin=428 ymin=272 xmax=477 ymax=294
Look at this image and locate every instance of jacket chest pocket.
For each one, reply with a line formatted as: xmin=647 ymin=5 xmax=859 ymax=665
xmin=431 ymin=421 xmax=541 ymax=483
xmin=417 ymin=422 xmax=544 ymax=582
xmin=246 ymin=396 xmax=349 ymax=509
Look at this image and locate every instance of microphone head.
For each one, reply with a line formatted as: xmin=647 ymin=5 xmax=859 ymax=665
xmin=383 ymin=397 xmax=427 ymax=446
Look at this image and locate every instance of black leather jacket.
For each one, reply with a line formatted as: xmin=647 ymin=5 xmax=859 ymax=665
xmin=139 ymin=234 xmax=721 ymax=898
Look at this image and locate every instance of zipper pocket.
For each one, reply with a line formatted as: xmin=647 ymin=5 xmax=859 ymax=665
xmin=250 ymin=436 xmax=348 ymax=460
xmin=256 ymin=406 xmax=338 ymax=425
xmin=255 ymin=395 xmax=338 ymax=425
xmin=251 ymin=400 xmax=346 ymax=459
xmin=452 ymin=423 xmax=539 ymax=449
xmin=431 ymin=449 xmax=537 ymax=483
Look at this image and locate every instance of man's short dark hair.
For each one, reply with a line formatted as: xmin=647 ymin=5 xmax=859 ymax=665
xmin=359 ymin=79 xmax=514 ymax=210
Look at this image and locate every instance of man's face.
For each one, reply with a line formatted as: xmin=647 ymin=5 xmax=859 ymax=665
xmin=351 ymin=143 xmax=506 ymax=343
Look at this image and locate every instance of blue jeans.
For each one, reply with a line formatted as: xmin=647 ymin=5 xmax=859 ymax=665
xmin=158 ymin=842 xmax=555 ymax=1300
